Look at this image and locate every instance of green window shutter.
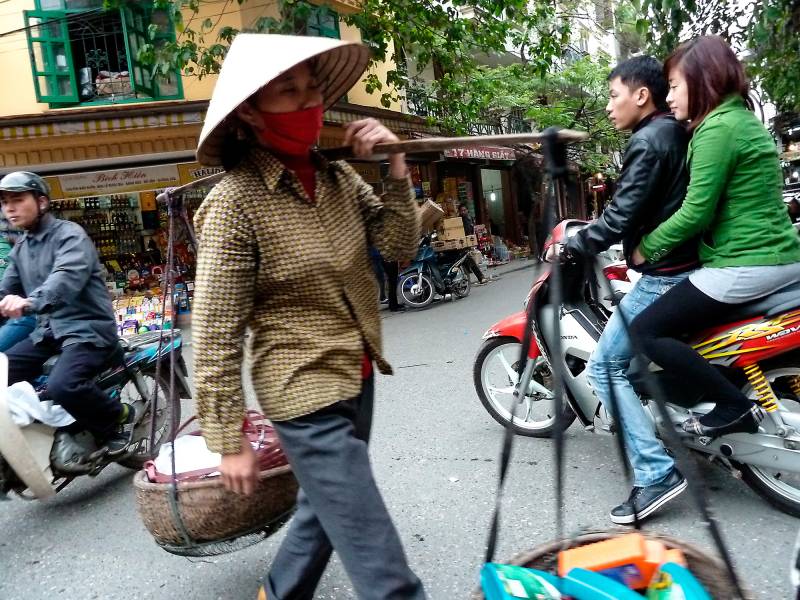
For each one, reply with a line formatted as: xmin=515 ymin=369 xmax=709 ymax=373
xmin=307 ymin=7 xmax=340 ymax=39
xmin=24 ymin=10 xmax=79 ymax=103
xmin=121 ymin=3 xmax=156 ymax=98
xmin=121 ymin=3 xmax=183 ymax=101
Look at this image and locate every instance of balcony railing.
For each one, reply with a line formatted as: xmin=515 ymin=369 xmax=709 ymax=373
xmin=405 ymin=86 xmax=532 ymax=134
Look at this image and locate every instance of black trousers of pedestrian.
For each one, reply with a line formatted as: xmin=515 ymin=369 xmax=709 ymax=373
xmin=267 ymin=376 xmax=426 ymax=600
xmin=382 ymin=259 xmax=400 ymax=310
xmin=5 ymin=337 xmax=122 ymax=439
xmin=630 ymin=278 xmax=753 ymax=416
xmin=464 ymin=254 xmax=485 ymax=283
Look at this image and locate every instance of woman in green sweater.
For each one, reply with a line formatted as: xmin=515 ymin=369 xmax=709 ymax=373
xmin=630 ymin=36 xmax=800 ymax=436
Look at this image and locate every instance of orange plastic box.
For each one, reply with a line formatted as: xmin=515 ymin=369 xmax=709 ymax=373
xmin=558 ymin=533 xmax=666 ymax=589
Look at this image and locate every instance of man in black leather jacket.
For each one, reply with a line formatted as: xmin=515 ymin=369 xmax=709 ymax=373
xmin=560 ymin=57 xmax=698 ymax=525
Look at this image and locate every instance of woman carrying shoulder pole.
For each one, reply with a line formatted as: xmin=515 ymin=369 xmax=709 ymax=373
xmin=192 ymin=34 xmax=426 ymax=599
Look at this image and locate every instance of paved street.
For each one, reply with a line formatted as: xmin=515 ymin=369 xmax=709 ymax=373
xmin=1 ymin=265 xmax=797 ymax=599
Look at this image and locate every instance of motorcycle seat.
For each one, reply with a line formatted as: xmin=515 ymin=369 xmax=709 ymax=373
xmin=726 ymin=280 xmax=800 ymax=322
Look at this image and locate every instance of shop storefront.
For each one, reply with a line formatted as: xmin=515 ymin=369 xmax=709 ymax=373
xmin=434 ymin=146 xmax=530 ymax=265
xmin=43 ymin=161 xmax=222 ymax=335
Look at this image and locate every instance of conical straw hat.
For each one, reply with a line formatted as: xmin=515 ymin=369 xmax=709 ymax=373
xmin=196 ymin=33 xmax=371 ymax=166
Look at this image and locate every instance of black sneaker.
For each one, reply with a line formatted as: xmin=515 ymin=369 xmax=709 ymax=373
xmin=103 ymin=403 xmax=137 ymax=457
xmin=610 ymin=468 xmax=687 ymax=525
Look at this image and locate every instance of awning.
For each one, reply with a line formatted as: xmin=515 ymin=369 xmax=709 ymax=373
xmin=43 ymin=160 xmax=223 ymax=199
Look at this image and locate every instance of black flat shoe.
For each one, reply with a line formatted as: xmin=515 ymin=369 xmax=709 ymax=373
xmin=681 ymin=405 xmax=765 ymax=437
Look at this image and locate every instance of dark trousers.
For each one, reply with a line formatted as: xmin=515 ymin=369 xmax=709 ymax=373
xmin=5 ymin=337 xmax=122 ymax=438
xmin=372 ymin=252 xmax=387 ymax=300
xmin=464 ymin=254 xmax=485 ymax=282
xmin=382 ymin=259 xmax=400 ymax=310
xmin=630 ymin=278 xmax=752 ymax=412
xmin=267 ymin=377 xmax=426 ymax=600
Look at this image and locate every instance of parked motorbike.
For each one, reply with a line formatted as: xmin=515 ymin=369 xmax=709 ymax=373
xmin=0 ymin=330 xmax=190 ymax=500
xmin=397 ymin=235 xmax=472 ymax=308
xmin=474 ymin=219 xmax=800 ymax=516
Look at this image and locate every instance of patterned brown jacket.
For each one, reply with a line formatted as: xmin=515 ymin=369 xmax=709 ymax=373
xmin=192 ymin=146 xmax=419 ymax=454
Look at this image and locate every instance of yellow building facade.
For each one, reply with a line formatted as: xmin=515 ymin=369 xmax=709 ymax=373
xmin=0 ymin=0 xmax=420 ymax=177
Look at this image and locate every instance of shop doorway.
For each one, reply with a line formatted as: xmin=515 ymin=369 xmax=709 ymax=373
xmin=481 ymin=168 xmax=505 ymax=237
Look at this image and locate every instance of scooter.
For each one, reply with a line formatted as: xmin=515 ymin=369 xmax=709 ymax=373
xmin=474 ymin=219 xmax=800 ymax=517
xmin=0 ymin=330 xmax=190 ymax=500
xmin=397 ymin=235 xmax=472 ymax=308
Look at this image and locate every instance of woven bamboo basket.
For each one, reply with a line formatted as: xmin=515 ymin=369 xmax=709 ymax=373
xmin=133 ymin=464 xmax=298 ymax=549
xmin=471 ymin=530 xmax=754 ymax=599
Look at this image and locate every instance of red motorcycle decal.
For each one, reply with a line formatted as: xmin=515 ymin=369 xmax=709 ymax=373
xmin=693 ymin=308 xmax=800 ymax=368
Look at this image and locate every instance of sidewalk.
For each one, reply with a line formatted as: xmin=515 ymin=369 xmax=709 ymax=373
xmin=484 ymin=257 xmax=541 ymax=279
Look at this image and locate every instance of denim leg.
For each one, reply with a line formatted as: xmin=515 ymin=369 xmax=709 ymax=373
xmin=587 ymin=275 xmax=685 ymax=487
xmin=0 ymin=316 xmax=36 ymax=352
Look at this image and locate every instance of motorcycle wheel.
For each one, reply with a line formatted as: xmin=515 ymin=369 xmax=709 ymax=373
xmin=116 ymin=370 xmax=181 ymax=470
xmin=735 ymin=356 xmax=800 ymax=517
xmin=474 ymin=337 xmax=576 ymax=437
xmin=452 ymin=266 xmax=471 ymax=299
xmin=397 ymin=272 xmax=434 ymax=308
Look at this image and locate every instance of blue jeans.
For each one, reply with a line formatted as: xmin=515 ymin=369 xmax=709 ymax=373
xmin=0 ymin=316 xmax=36 ymax=353
xmin=587 ymin=274 xmax=688 ymax=487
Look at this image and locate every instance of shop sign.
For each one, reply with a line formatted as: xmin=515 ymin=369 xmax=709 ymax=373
xmin=443 ymin=146 xmax=517 ymax=161
xmin=177 ymin=162 xmax=225 ymax=185
xmin=55 ymin=165 xmax=180 ymax=198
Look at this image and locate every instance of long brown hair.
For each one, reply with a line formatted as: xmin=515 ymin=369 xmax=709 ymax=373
xmin=664 ymin=35 xmax=752 ymax=131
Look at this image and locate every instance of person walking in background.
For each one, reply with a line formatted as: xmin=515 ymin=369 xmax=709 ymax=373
xmin=370 ymin=246 xmax=388 ymax=304
xmin=458 ymin=203 xmax=490 ymax=285
xmin=381 ymin=258 xmax=404 ymax=312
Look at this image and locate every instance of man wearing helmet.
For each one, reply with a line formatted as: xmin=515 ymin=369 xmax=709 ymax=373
xmin=0 ymin=171 xmax=135 ymax=465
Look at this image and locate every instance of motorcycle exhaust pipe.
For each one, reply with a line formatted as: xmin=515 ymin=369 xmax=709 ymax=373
xmin=719 ymin=443 xmax=734 ymax=458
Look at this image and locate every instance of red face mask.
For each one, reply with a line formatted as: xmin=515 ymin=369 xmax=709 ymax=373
xmin=255 ymin=104 xmax=324 ymax=156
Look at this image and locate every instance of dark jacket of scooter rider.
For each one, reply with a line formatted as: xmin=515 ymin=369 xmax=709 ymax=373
xmin=563 ymin=113 xmax=699 ymax=274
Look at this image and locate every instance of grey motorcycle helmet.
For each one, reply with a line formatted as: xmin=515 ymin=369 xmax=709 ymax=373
xmin=0 ymin=171 xmax=51 ymax=199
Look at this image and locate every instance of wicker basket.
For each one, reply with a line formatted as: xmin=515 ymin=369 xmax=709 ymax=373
xmin=134 ymin=464 xmax=298 ymax=549
xmin=471 ymin=530 xmax=754 ymax=599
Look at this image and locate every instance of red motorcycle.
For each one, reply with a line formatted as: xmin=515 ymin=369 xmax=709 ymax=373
xmin=474 ymin=219 xmax=800 ymax=516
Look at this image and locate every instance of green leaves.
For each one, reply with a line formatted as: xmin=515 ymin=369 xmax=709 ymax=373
xmin=640 ymin=0 xmax=799 ymax=112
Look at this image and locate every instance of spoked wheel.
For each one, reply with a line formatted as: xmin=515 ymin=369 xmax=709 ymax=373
xmin=736 ymin=359 xmax=800 ymax=517
xmin=452 ymin=265 xmax=471 ymax=299
xmin=397 ymin=272 xmax=435 ymax=309
xmin=474 ymin=337 xmax=575 ymax=437
xmin=117 ymin=370 xmax=181 ymax=469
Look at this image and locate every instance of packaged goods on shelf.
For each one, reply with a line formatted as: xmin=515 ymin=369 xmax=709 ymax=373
xmin=113 ymin=293 xmax=174 ymax=337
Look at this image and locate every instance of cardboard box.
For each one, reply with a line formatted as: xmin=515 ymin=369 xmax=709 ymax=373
xmin=432 ymin=235 xmax=478 ymax=252
xmin=438 ymin=217 xmax=466 ymax=240
xmin=418 ymin=200 xmax=444 ymax=232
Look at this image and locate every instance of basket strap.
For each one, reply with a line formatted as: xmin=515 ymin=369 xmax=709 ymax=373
xmin=484 ymin=128 xmax=746 ymax=600
xmin=159 ymin=188 xmax=197 ymax=551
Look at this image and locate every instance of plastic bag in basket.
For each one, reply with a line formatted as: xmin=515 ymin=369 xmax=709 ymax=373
xmin=144 ymin=411 xmax=289 ymax=483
